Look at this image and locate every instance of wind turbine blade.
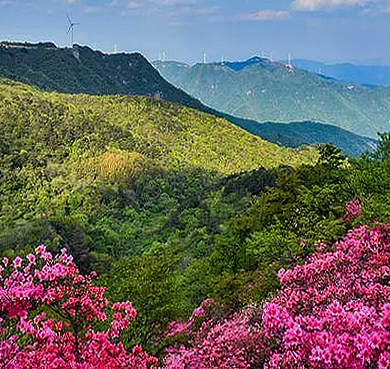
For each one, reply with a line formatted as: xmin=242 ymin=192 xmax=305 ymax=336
xmin=67 ymin=25 xmax=73 ymax=34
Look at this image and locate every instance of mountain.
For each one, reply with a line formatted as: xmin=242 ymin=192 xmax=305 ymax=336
xmin=0 ymin=77 xmax=316 ymax=176
xmin=153 ymin=57 xmax=390 ymax=139
xmin=0 ymin=77 xmax=317 ymax=247
xmin=0 ymin=42 xmax=209 ymax=111
xmin=290 ymin=59 xmax=390 ymax=87
xmin=0 ymin=43 xmax=377 ymax=155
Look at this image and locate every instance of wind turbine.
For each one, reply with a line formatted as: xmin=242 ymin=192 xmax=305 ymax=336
xmin=162 ymin=51 xmax=167 ymax=61
xmin=67 ymin=14 xmax=79 ymax=46
xmin=286 ymin=52 xmax=293 ymax=69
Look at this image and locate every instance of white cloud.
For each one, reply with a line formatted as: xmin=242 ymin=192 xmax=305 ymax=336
xmin=122 ymin=0 xmax=204 ymax=19
xmin=172 ymin=6 xmax=218 ymax=16
xmin=292 ymin=0 xmax=372 ymax=11
xmin=85 ymin=6 xmax=103 ymax=14
xmin=146 ymin=0 xmax=197 ymax=4
xmin=246 ymin=10 xmax=292 ymax=21
xmin=383 ymin=0 xmax=390 ymax=13
xmin=127 ymin=1 xmax=141 ymax=9
xmin=108 ymin=0 xmax=119 ymax=7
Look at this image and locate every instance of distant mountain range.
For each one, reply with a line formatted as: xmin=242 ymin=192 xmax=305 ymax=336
xmin=0 ymin=43 xmax=378 ymax=156
xmin=289 ymin=59 xmax=390 ymax=87
xmin=153 ymin=57 xmax=390 ymax=139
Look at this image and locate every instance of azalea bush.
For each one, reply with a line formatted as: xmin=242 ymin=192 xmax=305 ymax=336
xmin=165 ymin=224 xmax=390 ymax=368
xmin=0 ymin=245 xmax=157 ymax=368
xmin=342 ymin=199 xmax=362 ymax=223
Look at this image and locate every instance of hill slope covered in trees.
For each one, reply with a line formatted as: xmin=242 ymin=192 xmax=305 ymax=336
xmin=0 ymin=77 xmax=315 ymax=248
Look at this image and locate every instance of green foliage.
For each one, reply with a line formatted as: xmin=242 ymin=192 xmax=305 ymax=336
xmin=373 ymin=132 xmax=390 ymax=160
xmin=104 ymin=246 xmax=188 ymax=352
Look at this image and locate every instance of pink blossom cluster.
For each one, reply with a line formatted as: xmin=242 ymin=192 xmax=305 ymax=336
xmin=0 ymin=245 xmax=157 ymax=368
xmin=342 ymin=199 xmax=362 ymax=222
xmin=165 ymin=224 xmax=390 ymax=368
xmin=164 ymin=306 xmax=265 ymax=369
xmin=165 ymin=298 xmax=213 ymax=338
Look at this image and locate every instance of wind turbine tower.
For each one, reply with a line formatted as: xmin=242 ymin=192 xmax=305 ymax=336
xmin=203 ymin=52 xmax=207 ymax=64
xmin=162 ymin=51 xmax=167 ymax=62
xmin=287 ymin=52 xmax=293 ymax=69
xmin=67 ymin=14 xmax=80 ymax=46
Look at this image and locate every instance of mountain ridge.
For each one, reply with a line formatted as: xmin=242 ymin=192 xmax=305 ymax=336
xmin=0 ymin=43 xmax=378 ymax=156
xmin=289 ymin=59 xmax=390 ymax=87
xmin=153 ymin=57 xmax=390 ymax=139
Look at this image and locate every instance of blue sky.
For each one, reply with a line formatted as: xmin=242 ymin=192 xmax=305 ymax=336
xmin=2 ymin=0 xmax=390 ymax=64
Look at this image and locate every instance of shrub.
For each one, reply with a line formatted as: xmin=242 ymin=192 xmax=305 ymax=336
xmin=0 ymin=246 xmax=157 ymax=368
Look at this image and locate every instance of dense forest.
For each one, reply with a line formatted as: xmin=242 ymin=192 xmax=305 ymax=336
xmin=2 ymin=78 xmax=390 ymax=367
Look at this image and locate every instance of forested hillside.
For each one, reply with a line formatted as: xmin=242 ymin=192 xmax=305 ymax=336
xmin=0 ymin=44 xmax=205 ymax=109
xmin=0 ymin=77 xmax=315 ymax=258
xmin=0 ymin=77 xmax=315 ymax=235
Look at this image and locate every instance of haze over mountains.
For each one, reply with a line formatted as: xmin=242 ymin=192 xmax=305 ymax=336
xmin=153 ymin=57 xmax=390 ymax=139
xmin=0 ymin=42 xmax=379 ymax=156
xmin=289 ymin=59 xmax=390 ymax=87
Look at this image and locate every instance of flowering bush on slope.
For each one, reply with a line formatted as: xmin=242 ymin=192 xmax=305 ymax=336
xmin=164 ymin=300 xmax=265 ymax=369
xmin=0 ymin=245 xmax=157 ymax=368
xmin=342 ymin=199 xmax=362 ymax=222
xmin=165 ymin=224 xmax=390 ymax=368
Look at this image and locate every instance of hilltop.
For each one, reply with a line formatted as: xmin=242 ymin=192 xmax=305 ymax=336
xmin=153 ymin=57 xmax=390 ymax=139
xmin=0 ymin=42 xmax=205 ymax=110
